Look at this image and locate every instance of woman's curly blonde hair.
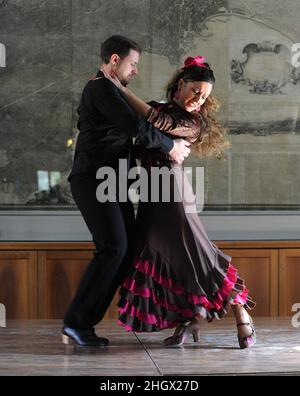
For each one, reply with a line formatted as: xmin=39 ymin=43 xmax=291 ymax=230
xmin=166 ymin=64 xmax=230 ymax=159
xmin=194 ymin=95 xmax=230 ymax=159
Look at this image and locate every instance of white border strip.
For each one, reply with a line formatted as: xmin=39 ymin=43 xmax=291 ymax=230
xmin=0 ymin=211 xmax=300 ymax=241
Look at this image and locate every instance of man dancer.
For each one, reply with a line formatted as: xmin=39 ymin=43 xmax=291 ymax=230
xmin=63 ymin=35 xmax=190 ymax=346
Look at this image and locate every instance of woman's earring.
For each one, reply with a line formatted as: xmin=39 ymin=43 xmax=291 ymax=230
xmin=174 ymin=90 xmax=180 ymax=100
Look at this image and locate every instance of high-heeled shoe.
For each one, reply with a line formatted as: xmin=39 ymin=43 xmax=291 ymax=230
xmin=236 ymin=315 xmax=256 ymax=349
xmin=163 ymin=321 xmax=200 ymax=347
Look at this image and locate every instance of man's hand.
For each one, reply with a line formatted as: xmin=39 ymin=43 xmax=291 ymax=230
xmin=168 ymin=139 xmax=191 ymax=164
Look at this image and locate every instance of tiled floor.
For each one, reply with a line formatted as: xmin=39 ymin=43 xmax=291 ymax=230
xmin=0 ymin=318 xmax=300 ymax=376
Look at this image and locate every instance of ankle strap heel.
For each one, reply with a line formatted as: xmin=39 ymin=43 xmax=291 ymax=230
xmin=236 ymin=316 xmax=256 ymax=349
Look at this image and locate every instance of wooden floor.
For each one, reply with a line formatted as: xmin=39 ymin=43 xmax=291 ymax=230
xmin=0 ymin=318 xmax=300 ymax=376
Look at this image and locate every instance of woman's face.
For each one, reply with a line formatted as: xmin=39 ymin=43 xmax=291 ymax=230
xmin=176 ymin=80 xmax=213 ymax=112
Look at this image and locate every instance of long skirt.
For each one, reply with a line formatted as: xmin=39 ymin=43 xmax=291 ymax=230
xmin=118 ymin=162 xmax=255 ymax=332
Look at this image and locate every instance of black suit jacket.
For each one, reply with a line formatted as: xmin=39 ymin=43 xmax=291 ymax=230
xmin=68 ymin=70 xmax=173 ymax=180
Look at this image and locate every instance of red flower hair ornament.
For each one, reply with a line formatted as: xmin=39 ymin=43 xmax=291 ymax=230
xmin=183 ymin=55 xmax=207 ymax=69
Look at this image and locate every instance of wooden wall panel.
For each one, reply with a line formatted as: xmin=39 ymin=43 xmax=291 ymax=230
xmin=37 ymin=250 xmax=114 ymax=320
xmin=38 ymin=251 xmax=88 ymax=319
xmin=279 ymin=250 xmax=300 ymax=316
xmin=0 ymin=251 xmax=37 ymax=319
xmin=222 ymin=249 xmax=279 ymax=316
xmin=0 ymin=242 xmax=299 ymax=319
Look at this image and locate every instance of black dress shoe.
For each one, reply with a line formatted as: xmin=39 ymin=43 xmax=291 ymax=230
xmin=62 ymin=325 xmax=109 ymax=347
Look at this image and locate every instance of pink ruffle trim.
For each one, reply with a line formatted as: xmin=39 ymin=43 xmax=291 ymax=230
xmin=118 ymin=303 xmax=176 ymax=329
xmin=122 ymin=278 xmax=194 ymax=318
xmin=120 ymin=257 xmax=250 ymax=329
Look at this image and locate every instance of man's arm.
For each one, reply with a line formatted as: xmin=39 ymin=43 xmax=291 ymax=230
xmin=89 ymin=78 xmax=173 ymax=154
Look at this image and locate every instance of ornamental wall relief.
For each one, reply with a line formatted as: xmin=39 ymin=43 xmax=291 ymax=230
xmin=231 ymin=41 xmax=300 ymax=94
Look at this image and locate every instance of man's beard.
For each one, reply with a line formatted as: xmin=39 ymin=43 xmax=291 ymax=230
xmin=120 ymin=79 xmax=129 ymax=87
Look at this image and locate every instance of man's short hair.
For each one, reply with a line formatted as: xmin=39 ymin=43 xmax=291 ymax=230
xmin=101 ymin=35 xmax=142 ymax=64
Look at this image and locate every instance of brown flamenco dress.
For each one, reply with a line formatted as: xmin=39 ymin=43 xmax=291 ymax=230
xmin=118 ymin=101 xmax=255 ymax=332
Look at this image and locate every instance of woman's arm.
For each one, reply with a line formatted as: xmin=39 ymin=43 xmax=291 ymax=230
xmin=126 ymin=88 xmax=200 ymax=139
xmin=103 ymin=71 xmax=200 ymax=139
xmin=146 ymin=106 xmax=200 ymax=139
xmin=119 ymin=86 xmax=200 ymax=139
xmin=120 ymin=86 xmax=152 ymax=118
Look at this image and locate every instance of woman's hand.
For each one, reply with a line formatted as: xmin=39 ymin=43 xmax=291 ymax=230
xmin=101 ymin=67 xmax=124 ymax=91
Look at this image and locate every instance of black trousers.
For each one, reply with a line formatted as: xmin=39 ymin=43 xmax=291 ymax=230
xmin=64 ymin=174 xmax=135 ymax=329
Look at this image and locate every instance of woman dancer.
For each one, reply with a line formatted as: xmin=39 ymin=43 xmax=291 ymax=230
xmin=104 ymin=56 xmax=256 ymax=348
